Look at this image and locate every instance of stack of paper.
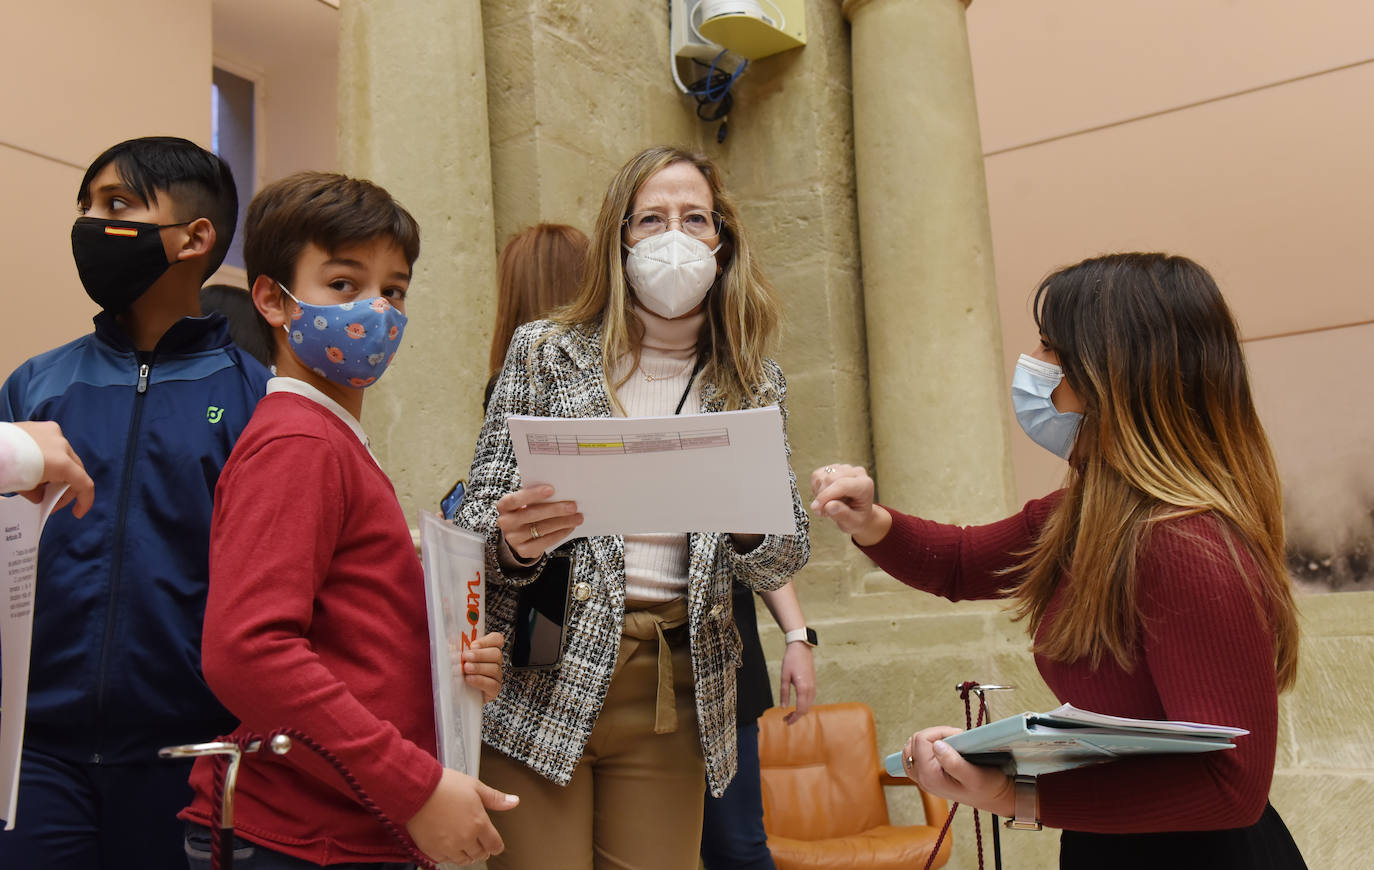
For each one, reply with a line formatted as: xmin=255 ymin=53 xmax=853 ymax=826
xmin=885 ymin=704 xmax=1247 ymax=778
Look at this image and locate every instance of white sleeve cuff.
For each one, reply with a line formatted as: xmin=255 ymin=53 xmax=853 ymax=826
xmin=0 ymin=422 xmax=45 ymax=493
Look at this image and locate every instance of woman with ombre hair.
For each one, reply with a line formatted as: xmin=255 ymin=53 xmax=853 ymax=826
xmin=484 ymin=224 xmax=589 ymax=410
xmin=812 ymin=253 xmax=1305 ymax=869
xmin=459 ymin=146 xmax=809 ymax=870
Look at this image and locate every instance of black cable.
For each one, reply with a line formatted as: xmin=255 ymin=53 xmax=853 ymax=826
xmin=685 ymin=51 xmax=746 ymax=142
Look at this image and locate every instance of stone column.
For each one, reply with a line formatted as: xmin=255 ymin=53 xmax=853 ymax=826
xmin=338 ymin=0 xmax=498 ymax=518
xmin=841 ymin=0 xmax=1015 ymax=524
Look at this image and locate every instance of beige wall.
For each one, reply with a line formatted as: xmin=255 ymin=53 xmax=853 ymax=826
xmin=1 ymin=0 xmax=212 ymax=375
xmin=966 ymin=0 xmax=1374 ymax=508
xmin=483 ymin=0 xmax=702 ymax=251
xmin=212 ymin=0 xmax=339 ymax=189
xmin=0 ymin=0 xmax=337 ymax=374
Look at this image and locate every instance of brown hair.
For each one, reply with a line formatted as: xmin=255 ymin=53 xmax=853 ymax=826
xmin=488 ymin=224 xmax=589 ymax=377
xmin=244 ymin=172 xmax=420 ymax=335
xmin=550 ymin=145 xmax=782 ymax=412
xmin=1008 ymin=253 xmax=1299 ymax=691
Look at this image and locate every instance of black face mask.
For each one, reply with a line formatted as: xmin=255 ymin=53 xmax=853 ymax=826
xmin=70 ymin=217 xmax=188 ymax=312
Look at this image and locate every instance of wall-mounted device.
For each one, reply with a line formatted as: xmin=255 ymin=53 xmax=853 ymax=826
xmin=670 ymin=0 xmax=805 ymax=93
xmin=694 ymin=0 xmax=805 ymax=61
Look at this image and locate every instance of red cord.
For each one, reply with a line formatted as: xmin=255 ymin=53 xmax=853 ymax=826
xmin=208 ymin=729 xmax=438 ymax=870
xmin=920 ymin=681 xmax=991 ymax=870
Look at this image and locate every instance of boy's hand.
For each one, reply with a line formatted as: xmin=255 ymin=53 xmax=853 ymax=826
xmin=406 ymin=768 xmax=518 ymax=866
xmin=13 ymin=421 xmax=95 ymax=518
xmin=463 ymin=631 xmax=506 ymax=702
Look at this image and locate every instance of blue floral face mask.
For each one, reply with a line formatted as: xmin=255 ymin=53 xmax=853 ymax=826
xmin=278 ymin=282 xmax=407 ymax=388
xmin=1011 ymin=353 xmax=1083 ymax=460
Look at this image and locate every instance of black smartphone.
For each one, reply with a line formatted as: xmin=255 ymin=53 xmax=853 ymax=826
xmin=510 ymin=554 xmax=573 ymax=670
xmin=439 ymin=479 xmax=465 ymax=521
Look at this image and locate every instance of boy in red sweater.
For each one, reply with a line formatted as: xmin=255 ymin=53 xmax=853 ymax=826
xmin=181 ymin=171 xmax=516 ymax=868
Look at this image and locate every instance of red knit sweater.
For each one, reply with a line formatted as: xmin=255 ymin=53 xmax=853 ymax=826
xmin=860 ymin=494 xmax=1280 ymax=833
xmin=181 ymin=392 xmax=442 ymax=863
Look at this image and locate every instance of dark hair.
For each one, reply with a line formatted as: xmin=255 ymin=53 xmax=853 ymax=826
xmin=199 ymin=284 xmax=273 ymax=367
xmin=243 ymin=171 xmax=421 ymax=346
xmin=77 ymin=137 xmax=239 ymax=279
xmin=489 ymin=223 xmax=589 ymax=377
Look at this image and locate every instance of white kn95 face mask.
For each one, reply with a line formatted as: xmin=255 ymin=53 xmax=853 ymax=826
xmin=623 ymin=230 xmax=721 ymax=319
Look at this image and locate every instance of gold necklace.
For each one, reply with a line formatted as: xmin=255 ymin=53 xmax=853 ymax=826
xmin=639 ymin=356 xmax=695 ymax=382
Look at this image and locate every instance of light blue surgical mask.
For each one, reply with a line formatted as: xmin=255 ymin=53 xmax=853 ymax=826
xmin=1011 ymin=354 xmax=1082 ymax=460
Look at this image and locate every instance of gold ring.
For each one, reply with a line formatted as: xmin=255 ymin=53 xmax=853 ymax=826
xmin=529 ymin=523 xmax=541 ymax=539
xmin=906 ymin=755 xmax=914 ymax=765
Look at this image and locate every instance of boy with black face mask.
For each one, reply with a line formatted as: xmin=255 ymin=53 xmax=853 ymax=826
xmin=0 ymin=136 xmax=270 ymax=869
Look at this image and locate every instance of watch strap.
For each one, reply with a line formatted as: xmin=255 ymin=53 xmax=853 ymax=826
xmin=1004 ymin=774 xmax=1041 ymax=831
xmin=783 ymin=627 xmax=817 ymax=646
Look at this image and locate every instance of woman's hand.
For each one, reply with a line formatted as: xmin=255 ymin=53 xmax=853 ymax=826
xmin=12 ymin=420 xmax=95 ymax=518
xmin=496 ymin=484 xmax=583 ymax=562
xmin=902 ymin=726 xmax=1016 ymax=817
xmin=808 ymin=464 xmax=891 ymax=547
xmin=778 ymin=641 xmax=815 ymax=725
xmin=462 ymin=631 xmax=506 ymax=702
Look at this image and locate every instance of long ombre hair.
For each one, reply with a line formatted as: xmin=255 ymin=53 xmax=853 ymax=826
xmin=1008 ymin=253 xmax=1299 ymax=691
xmin=488 ymin=223 xmax=588 ymax=377
xmin=550 ymin=146 xmax=781 ymax=411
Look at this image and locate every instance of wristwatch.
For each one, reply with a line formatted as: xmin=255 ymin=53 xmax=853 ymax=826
xmin=1004 ymin=775 xmax=1041 ymax=831
xmin=783 ymin=627 xmax=818 ymax=647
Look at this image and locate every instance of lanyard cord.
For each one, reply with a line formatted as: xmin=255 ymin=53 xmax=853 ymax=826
xmin=673 ymin=355 xmax=706 ymax=416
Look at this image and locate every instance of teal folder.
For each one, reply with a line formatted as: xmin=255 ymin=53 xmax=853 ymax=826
xmin=884 ymin=704 xmax=1247 ymax=778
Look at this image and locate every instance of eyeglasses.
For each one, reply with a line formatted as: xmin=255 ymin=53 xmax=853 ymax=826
xmin=622 ymin=210 xmax=725 ymax=241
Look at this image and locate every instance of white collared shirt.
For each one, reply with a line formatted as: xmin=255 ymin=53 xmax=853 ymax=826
xmin=265 ymin=377 xmax=381 ymax=468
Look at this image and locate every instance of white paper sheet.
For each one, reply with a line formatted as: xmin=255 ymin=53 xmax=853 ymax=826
xmin=418 ymin=512 xmax=486 ymax=779
xmin=0 ymin=484 xmax=68 ymax=830
xmin=506 ymin=407 xmax=796 ymax=538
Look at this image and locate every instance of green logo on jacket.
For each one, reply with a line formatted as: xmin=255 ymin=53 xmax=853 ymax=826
xmin=206 ymin=406 xmax=224 ymax=424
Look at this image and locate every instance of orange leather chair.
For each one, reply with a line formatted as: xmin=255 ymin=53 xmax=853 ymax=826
xmin=757 ymin=702 xmax=952 ymax=870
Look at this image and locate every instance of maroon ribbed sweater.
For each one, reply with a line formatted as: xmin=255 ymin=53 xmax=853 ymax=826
xmin=860 ymin=494 xmax=1279 ymax=833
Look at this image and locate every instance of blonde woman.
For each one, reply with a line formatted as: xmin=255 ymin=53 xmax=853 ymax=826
xmin=812 ymin=253 xmax=1305 ymax=869
xmin=459 ymin=146 xmax=810 ymax=870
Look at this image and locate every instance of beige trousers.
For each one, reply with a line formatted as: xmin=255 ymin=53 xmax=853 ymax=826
xmin=483 ymin=598 xmax=706 ymax=870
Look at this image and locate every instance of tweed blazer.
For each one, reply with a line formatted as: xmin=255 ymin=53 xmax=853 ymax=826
xmin=458 ymin=319 xmax=810 ymax=796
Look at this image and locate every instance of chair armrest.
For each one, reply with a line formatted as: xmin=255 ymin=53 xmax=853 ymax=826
xmin=878 ymin=770 xmax=951 ymax=827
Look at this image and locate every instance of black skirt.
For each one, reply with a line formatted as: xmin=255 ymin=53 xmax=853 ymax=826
xmin=1059 ymin=803 xmax=1306 ymax=870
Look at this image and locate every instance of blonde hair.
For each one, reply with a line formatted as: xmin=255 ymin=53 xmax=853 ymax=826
xmin=551 ymin=146 xmax=781 ymax=411
xmin=1008 ymin=253 xmax=1299 ymax=692
xmin=488 ymin=223 xmax=589 ymax=377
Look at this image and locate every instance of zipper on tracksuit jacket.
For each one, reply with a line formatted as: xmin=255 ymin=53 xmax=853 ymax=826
xmin=90 ymin=359 xmax=151 ymax=763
